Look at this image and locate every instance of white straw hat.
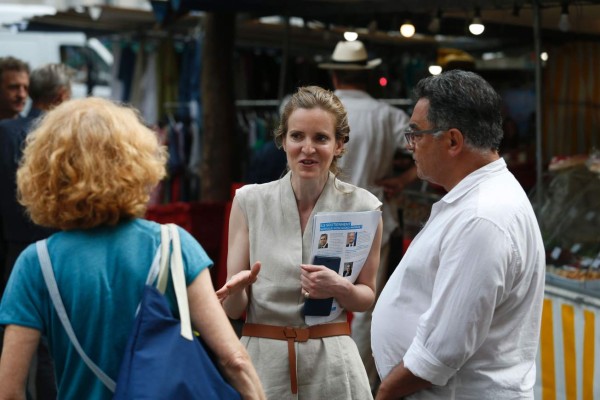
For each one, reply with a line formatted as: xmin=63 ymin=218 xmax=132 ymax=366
xmin=318 ymin=40 xmax=382 ymax=70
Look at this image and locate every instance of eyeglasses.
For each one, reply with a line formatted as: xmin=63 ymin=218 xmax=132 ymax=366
xmin=404 ymin=127 xmax=445 ymax=148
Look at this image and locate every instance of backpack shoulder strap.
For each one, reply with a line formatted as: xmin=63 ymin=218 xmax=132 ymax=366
xmin=166 ymin=224 xmax=193 ymax=341
xmin=36 ymin=239 xmax=117 ymax=392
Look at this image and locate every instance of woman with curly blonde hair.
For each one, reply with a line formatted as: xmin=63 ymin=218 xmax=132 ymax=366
xmin=0 ymin=97 xmax=265 ymax=400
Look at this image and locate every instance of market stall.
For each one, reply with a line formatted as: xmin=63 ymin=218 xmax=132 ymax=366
xmin=535 ymin=284 xmax=600 ymax=399
xmin=534 ymin=155 xmax=600 ymax=399
xmin=14 ymin=4 xmax=600 ymax=397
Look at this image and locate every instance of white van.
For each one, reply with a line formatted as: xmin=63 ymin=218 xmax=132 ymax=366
xmin=0 ymin=31 xmax=113 ymax=99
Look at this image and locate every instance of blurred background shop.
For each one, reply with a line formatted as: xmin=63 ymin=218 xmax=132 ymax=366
xmin=1 ymin=1 xmax=599 ymax=398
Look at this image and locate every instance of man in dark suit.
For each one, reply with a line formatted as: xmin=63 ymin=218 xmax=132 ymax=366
xmin=318 ymin=233 xmax=329 ymax=249
xmin=0 ymin=56 xmax=30 ymax=312
xmin=0 ymin=63 xmax=72 ymax=400
xmin=0 ymin=63 xmax=71 ymax=285
xmin=343 ymin=262 xmax=353 ymax=277
xmin=346 ymin=231 xmax=357 ymax=247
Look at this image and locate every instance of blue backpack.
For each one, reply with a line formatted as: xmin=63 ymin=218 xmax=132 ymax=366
xmin=38 ymin=224 xmax=240 ymax=399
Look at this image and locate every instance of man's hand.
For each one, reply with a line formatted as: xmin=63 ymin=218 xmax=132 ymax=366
xmin=376 ymin=362 xmax=432 ymax=400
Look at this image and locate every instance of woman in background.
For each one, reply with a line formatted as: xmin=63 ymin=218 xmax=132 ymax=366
xmin=0 ymin=97 xmax=265 ymax=400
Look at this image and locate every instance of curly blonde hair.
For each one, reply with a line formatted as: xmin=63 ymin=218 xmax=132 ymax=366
xmin=17 ymin=97 xmax=167 ymax=230
xmin=274 ymin=86 xmax=349 ymax=175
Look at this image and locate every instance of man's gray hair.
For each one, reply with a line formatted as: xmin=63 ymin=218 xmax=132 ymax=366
xmin=413 ymin=69 xmax=504 ymax=151
xmin=29 ymin=63 xmax=73 ymax=103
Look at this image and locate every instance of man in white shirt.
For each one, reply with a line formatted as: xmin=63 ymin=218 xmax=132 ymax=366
xmin=372 ymin=70 xmax=545 ymax=399
xmin=320 ymin=41 xmax=416 ymax=388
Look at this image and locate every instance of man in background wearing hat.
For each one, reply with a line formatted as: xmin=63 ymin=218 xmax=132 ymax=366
xmin=320 ymin=40 xmax=417 ymax=391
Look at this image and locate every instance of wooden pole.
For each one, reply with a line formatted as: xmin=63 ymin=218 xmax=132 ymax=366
xmin=201 ymin=12 xmax=236 ymax=201
xmin=533 ymin=0 xmax=544 ymax=212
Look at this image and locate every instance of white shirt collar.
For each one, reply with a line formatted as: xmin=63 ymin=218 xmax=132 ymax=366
xmin=442 ymin=158 xmax=507 ymax=204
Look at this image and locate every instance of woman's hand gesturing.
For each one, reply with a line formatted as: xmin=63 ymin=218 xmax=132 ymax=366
xmin=216 ymin=261 xmax=261 ymax=303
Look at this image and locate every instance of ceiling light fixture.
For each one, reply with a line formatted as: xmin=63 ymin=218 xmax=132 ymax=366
xmin=428 ymin=65 xmax=442 ymax=75
xmin=428 ymin=9 xmax=442 ymax=33
xmin=469 ymin=8 xmax=485 ymax=35
xmin=88 ymin=6 xmax=102 ymax=20
xmin=400 ymin=21 xmax=415 ymax=37
xmin=343 ymin=31 xmax=359 ymax=41
xmin=558 ymin=2 xmax=570 ymax=32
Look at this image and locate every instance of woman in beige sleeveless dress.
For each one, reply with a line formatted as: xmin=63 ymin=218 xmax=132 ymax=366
xmin=217 ymin=86 xmax=383 ymax=399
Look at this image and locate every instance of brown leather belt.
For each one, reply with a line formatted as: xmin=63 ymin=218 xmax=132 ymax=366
xmin=242 ymin=322 xmax=350 ymax=394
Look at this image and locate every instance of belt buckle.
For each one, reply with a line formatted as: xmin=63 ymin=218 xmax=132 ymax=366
xmin=283 ymin=327 xmax=297 ymax=339
xmin=283 ymin=326 xmax=309 ymax=342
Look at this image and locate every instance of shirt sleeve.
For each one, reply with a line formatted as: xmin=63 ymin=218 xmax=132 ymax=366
xmin=403 ymin=217 xmax=515 ymax=386
xmin=177 ymin=225 xmax=213 ymax=283
xmin=0 ymin=244 xmax=46 ymax=331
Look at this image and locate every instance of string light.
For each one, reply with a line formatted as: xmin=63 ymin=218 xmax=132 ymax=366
xmin=469 ymin=8 xmax=485 ymax=35
xmin=558 ymin=2 xmax=570 ymax=32
xmin=400 ymin=21 xmax=415 ymax=37
xmin=343 ymin=31 xmax=358 ymax=41
xmin=428 ymin=65 xmax=442 ymax=75
xmin=428 ymin=9 xmax=442 ymax=33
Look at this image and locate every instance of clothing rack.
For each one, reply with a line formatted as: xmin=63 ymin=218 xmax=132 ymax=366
xmin=235 ymin=107 xmax=279 ymax=146
xmin=107 ymin=24 xmax=202 ymax=42
xmin=164 ymin=101 xmax=197 ymax=119
xmin=154 ymin=101 xmax=202 ymax=204
xmin=232 ymin=104 xmax=281 ymax=182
